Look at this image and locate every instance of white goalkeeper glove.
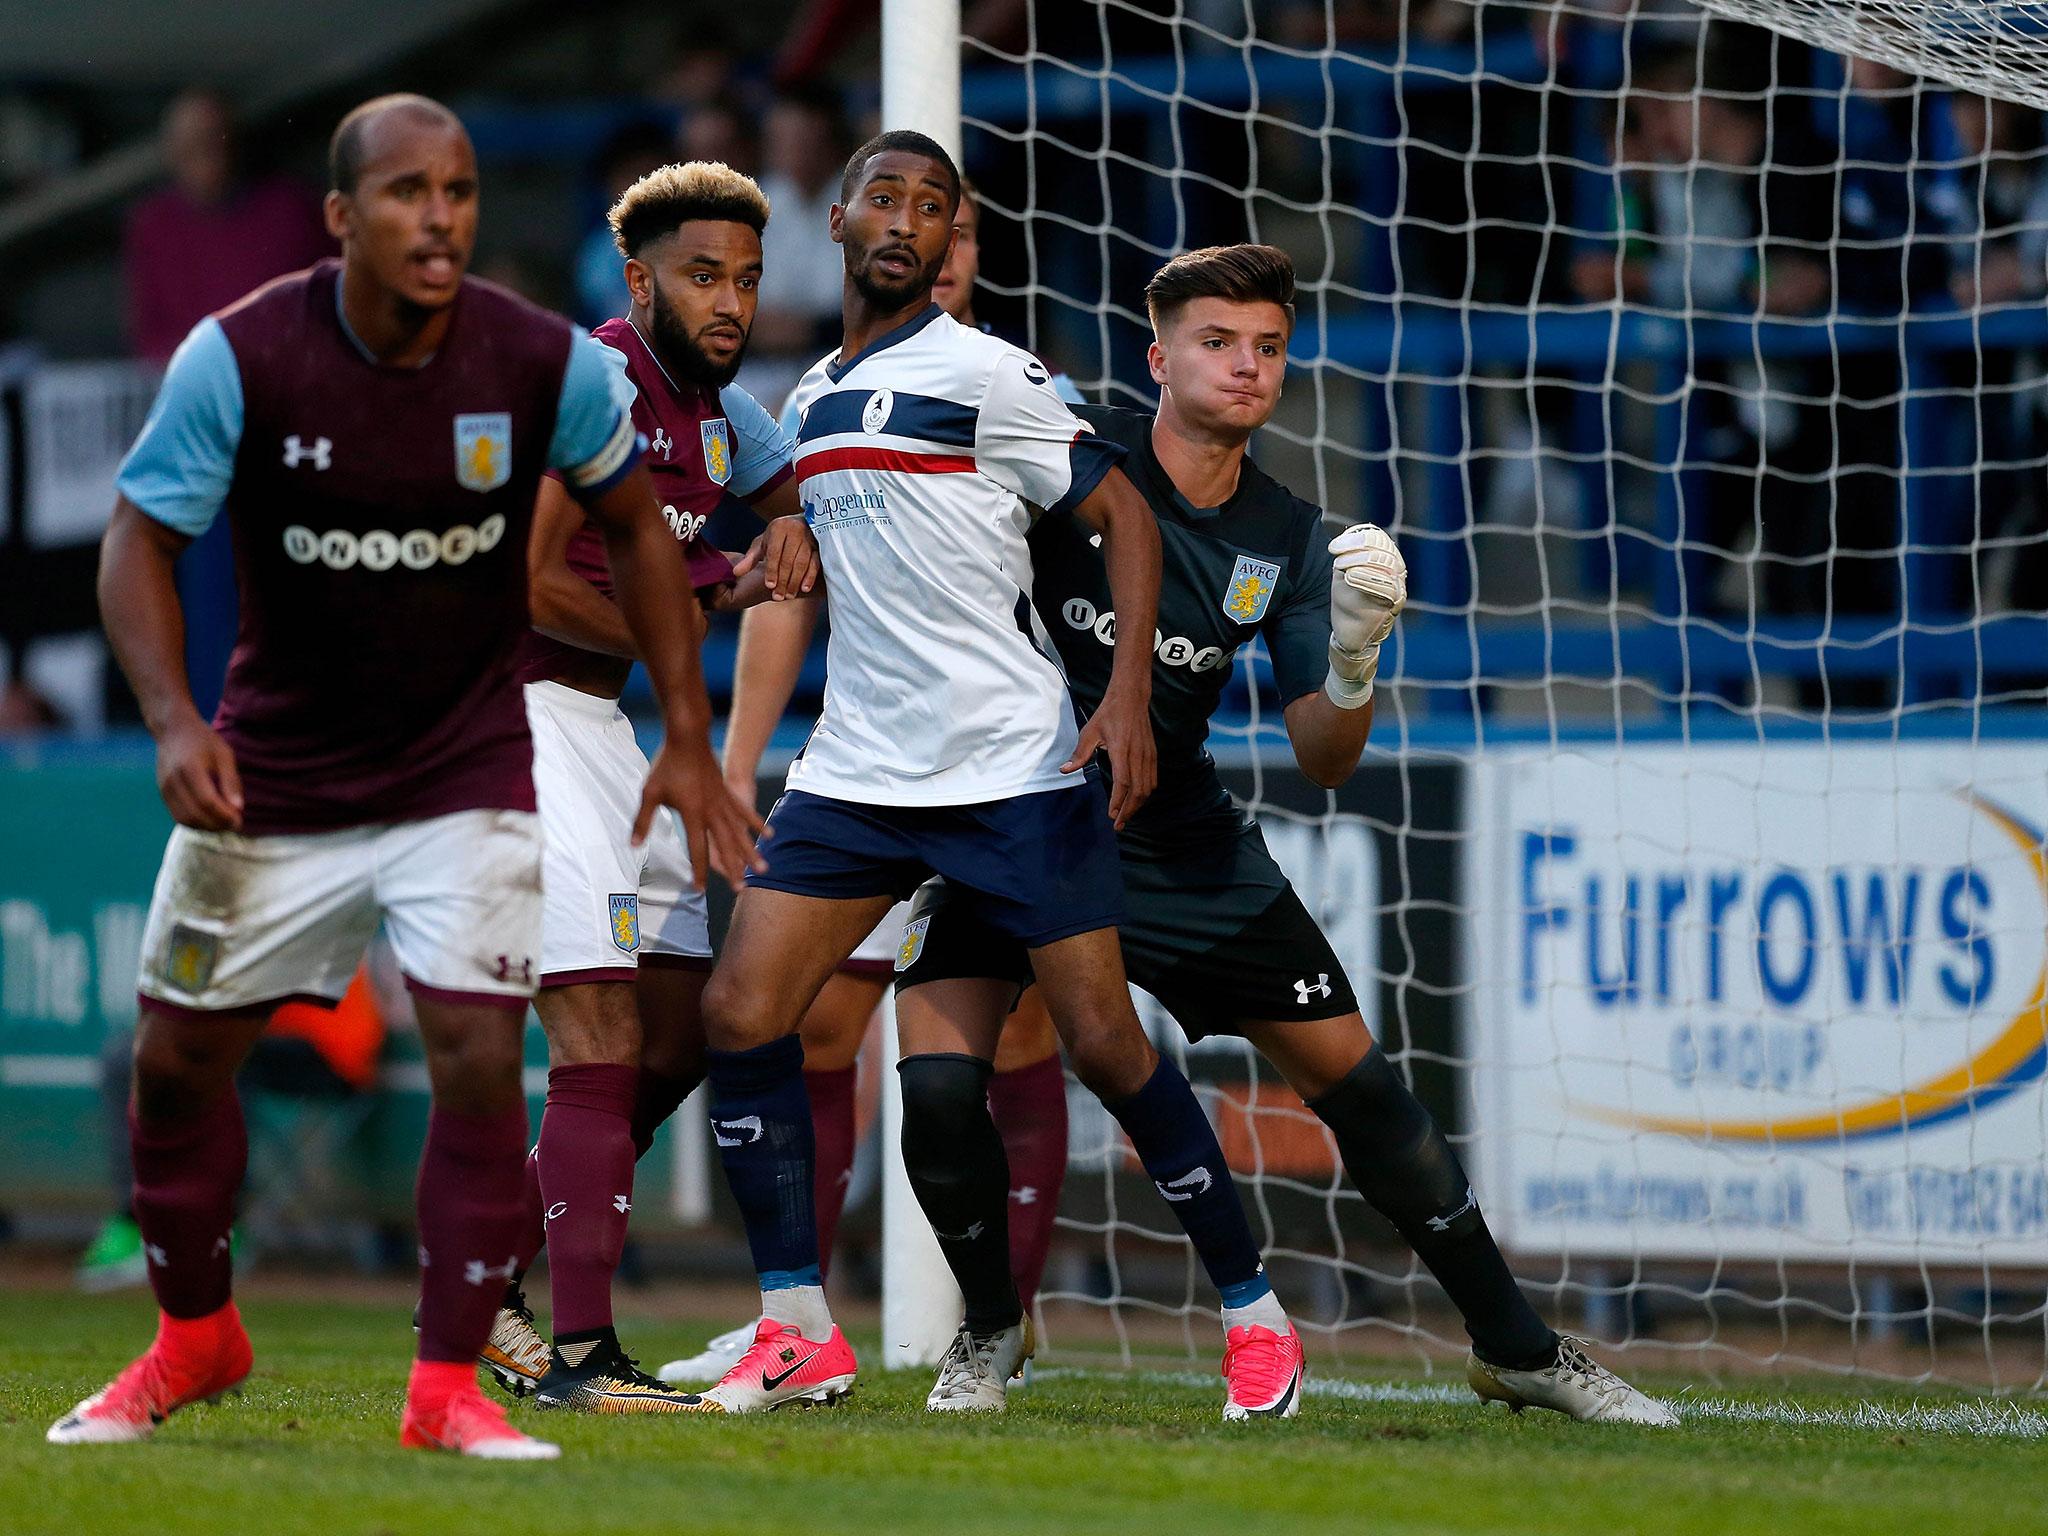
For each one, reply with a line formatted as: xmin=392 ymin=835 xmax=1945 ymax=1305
xmin=1325 ymin=523 xmax=1406 ymax=709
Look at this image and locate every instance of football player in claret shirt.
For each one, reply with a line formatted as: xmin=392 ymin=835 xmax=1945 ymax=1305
xmin=895 ymin=243 xmax=1677 ymax=1424
xmin=465 ymin=161 xmax=819 ymax=1414
xmin=51 ymin=95 xmax=759 ymax=1461
xmin=681 ymin=130 xmax=1304 ymax=1422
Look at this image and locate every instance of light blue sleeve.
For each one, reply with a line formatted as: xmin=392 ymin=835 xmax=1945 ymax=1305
xmin=1052 ymin=372 xmax=1084 ymax=406
xmin=116 ymin=318 xmax=244 ymax=538
xmin=549 ymin=329 xmax=641 ymax=494
xmin=719 ymin=383 xmax=796 ymax=499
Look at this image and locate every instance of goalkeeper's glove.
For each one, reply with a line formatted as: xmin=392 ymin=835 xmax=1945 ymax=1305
xmin=1325 ymin=523 xmax=1406 ymax=709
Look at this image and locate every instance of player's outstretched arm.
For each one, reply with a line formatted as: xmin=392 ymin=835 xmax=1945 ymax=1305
xmin=723 ymin=597 xmax=822 ymax=805
xmin=1283 ymin=522 xmax=1406 ymax=788
xmin=583 ymin=462 xmax=767 ymax=888
xmin=528 ymin=475 xmax=638 ymax=658
xmin=1063 ymin=466 xmax=1161 ymax=827
xmin=98 ymin=498 xmax=244 ymax=830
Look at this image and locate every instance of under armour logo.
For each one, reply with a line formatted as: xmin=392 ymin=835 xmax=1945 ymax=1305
xmin=282 ymin=434 xmax=332 ymax=470
xmin=1011 ymin=1186 xmax=1038 ymax=1206
xmin=934 ymin=1221 xmax=986 ymax=1243
xmin=652 ymin=427 xmax=673 ymax=458
xmin=145 ymin=1243 xmax=168 ymax=1266
xmin=1294 ymin=974 xmax=1332 ymax=1004
xmin=613 ymin=1195 xmax=632 ymax=1214
xmin=1425 ymin=1186 xmax=1479 ymax=1233
xmin=1156 ymin=1167 xmax=1214 ymax=1202
xmin=545 ymin=1201 xmax=568 ymax=1221
xmin=463 ymin=1256 xmax=518 ymax=1287
xmin=714 ymin=1115 xmax=764 ymax=1147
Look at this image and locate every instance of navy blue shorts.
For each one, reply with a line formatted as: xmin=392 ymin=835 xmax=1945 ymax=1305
xmin=744 ymin=779 xmax=1124 ymax=949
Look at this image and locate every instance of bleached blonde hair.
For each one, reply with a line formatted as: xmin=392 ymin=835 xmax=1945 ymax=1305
xmin=609 ymin=161 xmax=770 ymax=256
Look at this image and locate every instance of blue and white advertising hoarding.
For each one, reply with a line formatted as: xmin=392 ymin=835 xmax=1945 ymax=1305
xmin=1466 ymin=742 xmax=2048 ymax=1264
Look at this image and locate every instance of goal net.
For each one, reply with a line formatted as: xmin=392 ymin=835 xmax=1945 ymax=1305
xmin=942 ymin=0 xmax=2048 ymax=1390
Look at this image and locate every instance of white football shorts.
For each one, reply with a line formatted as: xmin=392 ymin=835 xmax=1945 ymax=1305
xmin=526 ymin=680 xmax=711 ymax=984
xmin=138 ymin=807 xmax=543 ymax=1014
xmin=844 ymin=898 xmax=913 ymax=974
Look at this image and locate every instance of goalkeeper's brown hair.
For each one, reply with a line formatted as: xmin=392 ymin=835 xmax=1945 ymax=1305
xmin=609 ymin=161 xmax=770 ymax=257
xmin=1144 ymin=244 xmax=1297 ymax=336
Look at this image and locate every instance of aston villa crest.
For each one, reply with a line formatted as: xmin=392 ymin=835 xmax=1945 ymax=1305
xmin=608 ymin=893 xmax=641 ymax=954
xmin=1223 ymin=554 xmax=1281 ymax=624
xmin=701 ymin=418 xmax=733 ymax=485
xmin=895 ymin=916 xmax=931 ymax=972
xmin=454 ymin=412 xmax=513 ymax=492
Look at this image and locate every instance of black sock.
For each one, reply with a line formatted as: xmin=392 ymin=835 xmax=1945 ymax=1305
xmin=1310 ymin=1047 xmax=1557 ymax=1370
xmin=552 ymin=1323 xmax=618 ymax=1369
xmin=898 ymin=1053 xmax=1021 ymax=1335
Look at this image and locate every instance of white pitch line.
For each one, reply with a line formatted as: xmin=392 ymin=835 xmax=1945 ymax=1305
xmin=1034 ymin=1368 xmax=2048 ymax=1440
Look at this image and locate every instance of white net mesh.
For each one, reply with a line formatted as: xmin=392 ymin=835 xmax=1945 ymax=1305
xmin=958 ymin=0 xmax=2048 ymax=1389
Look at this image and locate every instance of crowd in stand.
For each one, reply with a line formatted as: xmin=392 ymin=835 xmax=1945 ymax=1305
xmin=3 ymin=4 xmax=2044 ymax=745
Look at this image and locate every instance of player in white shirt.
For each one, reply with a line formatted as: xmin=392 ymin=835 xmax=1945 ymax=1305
xmin=660 ymin=178 xmax=1071 ymax=1387
xmin=679 ymin=131 xmax=1299 ymax=1420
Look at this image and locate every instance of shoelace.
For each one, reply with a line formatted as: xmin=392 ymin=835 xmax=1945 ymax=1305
xmin=1550 ymin=1337 xmax=1628 ymax=1404
xmin=931 ymin=1328 xmax=1005 ymax=1400
xmin=1221 ymin=1327 xmax=1294 ymax=1402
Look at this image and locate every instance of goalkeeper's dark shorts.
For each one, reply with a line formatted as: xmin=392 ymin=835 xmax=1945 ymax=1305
xmin=893 ymin=818 xmax=1359 ymax=1041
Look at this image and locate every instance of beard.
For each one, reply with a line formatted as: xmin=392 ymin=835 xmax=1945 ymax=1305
xmin=647 ymin=278 xmax=747 ymax=388
xmin=848 ymin=238 xmax=947 ymax=312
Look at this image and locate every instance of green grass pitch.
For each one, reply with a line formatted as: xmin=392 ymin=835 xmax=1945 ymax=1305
xmin=6 ymin=1288 xmax=2048 ymax=1536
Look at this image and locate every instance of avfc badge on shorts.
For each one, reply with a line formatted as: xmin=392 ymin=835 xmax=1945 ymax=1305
xmin=1222 ymin=554 xmax=1282 ymax=624
xmin=608 ymin=893 xmax=642 ymax=955
xmin=895 ymin=916 xmax=931 ymax=972
xmin=454 ymin=412 xmax=513 ymax=492
xmin=701 ymin=418 xmax=733 ymax=485
xmin=164 ymin=922 xmax=221 ymax=994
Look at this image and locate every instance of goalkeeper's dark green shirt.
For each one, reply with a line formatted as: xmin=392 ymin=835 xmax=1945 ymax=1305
xmin=1028 ymin=404 xmax=1336 ymax=848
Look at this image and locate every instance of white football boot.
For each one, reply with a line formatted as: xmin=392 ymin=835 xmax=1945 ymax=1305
xmin=657 ymin=1319 xmax=758 ymax=1385
xmin=926 ymin=1319 xmax=1034 ymax=1413
xmin=1467 ymin=1335 xmax=1678 ymax=1426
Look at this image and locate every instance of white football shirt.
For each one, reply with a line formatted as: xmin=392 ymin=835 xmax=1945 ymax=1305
xmin=783 ymin=305 xmax=1124 ymax=806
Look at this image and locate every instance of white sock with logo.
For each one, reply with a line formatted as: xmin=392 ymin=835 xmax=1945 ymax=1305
xmin=1221 ymin=1291 xmax=1290 ymax=1334
xmin=762 ymin=1284 xmax=833 ymax=1340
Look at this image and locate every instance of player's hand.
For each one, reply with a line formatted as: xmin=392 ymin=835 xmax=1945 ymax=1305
xmin=1063 ymin=681 xmax=1156 ymax=830
xmin=156 ymin=715 xmax=245 ymax=831
xmin=730 ymin=515 xmax=820 ymax=601
xmin=636 ymin=736 xmax=769 ymax=890
xmin=1328 ymin=523 xmax=1406 ymax=655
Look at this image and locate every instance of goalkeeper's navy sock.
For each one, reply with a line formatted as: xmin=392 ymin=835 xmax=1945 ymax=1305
xmin=629 ymin=1065 xmax=702 ymax=1159
xmin=705 ymin=1035 xmax=823 ymax=1294
xmin=899 ymin=1053 xmax=1022 ymax=1334
xmin=1310 ymin=1046 xmax=1557 ymax=1370
xmin=1105 ymin=1056 xmax=1271 ymax=1304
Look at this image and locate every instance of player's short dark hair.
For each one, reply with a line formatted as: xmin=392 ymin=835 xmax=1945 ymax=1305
xmin=839 ymin=130 xmax=961 ymax=212
xmin=609 ymin=162 xmax=771 ymax=257
xmin=329 ymin=93 xmax=465 ymax=194
xmin=1144 ymin=244 xmax=1297 ymax=336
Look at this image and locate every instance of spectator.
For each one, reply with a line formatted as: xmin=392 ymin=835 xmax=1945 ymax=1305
xmin=572 ymin=120 xmax=677 ymax=327
xmin=753 ymin=86 xmax=850 ymax=360
xmin=122 ymin=89 xmax=331 ymax=364
xmin=1950 ymin=94 xmax=2048 ymax=624
xmin=679 ymin=100 xmax=756 ymax=171
xmin=0 ymin=678 xmax=65 ymax=735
